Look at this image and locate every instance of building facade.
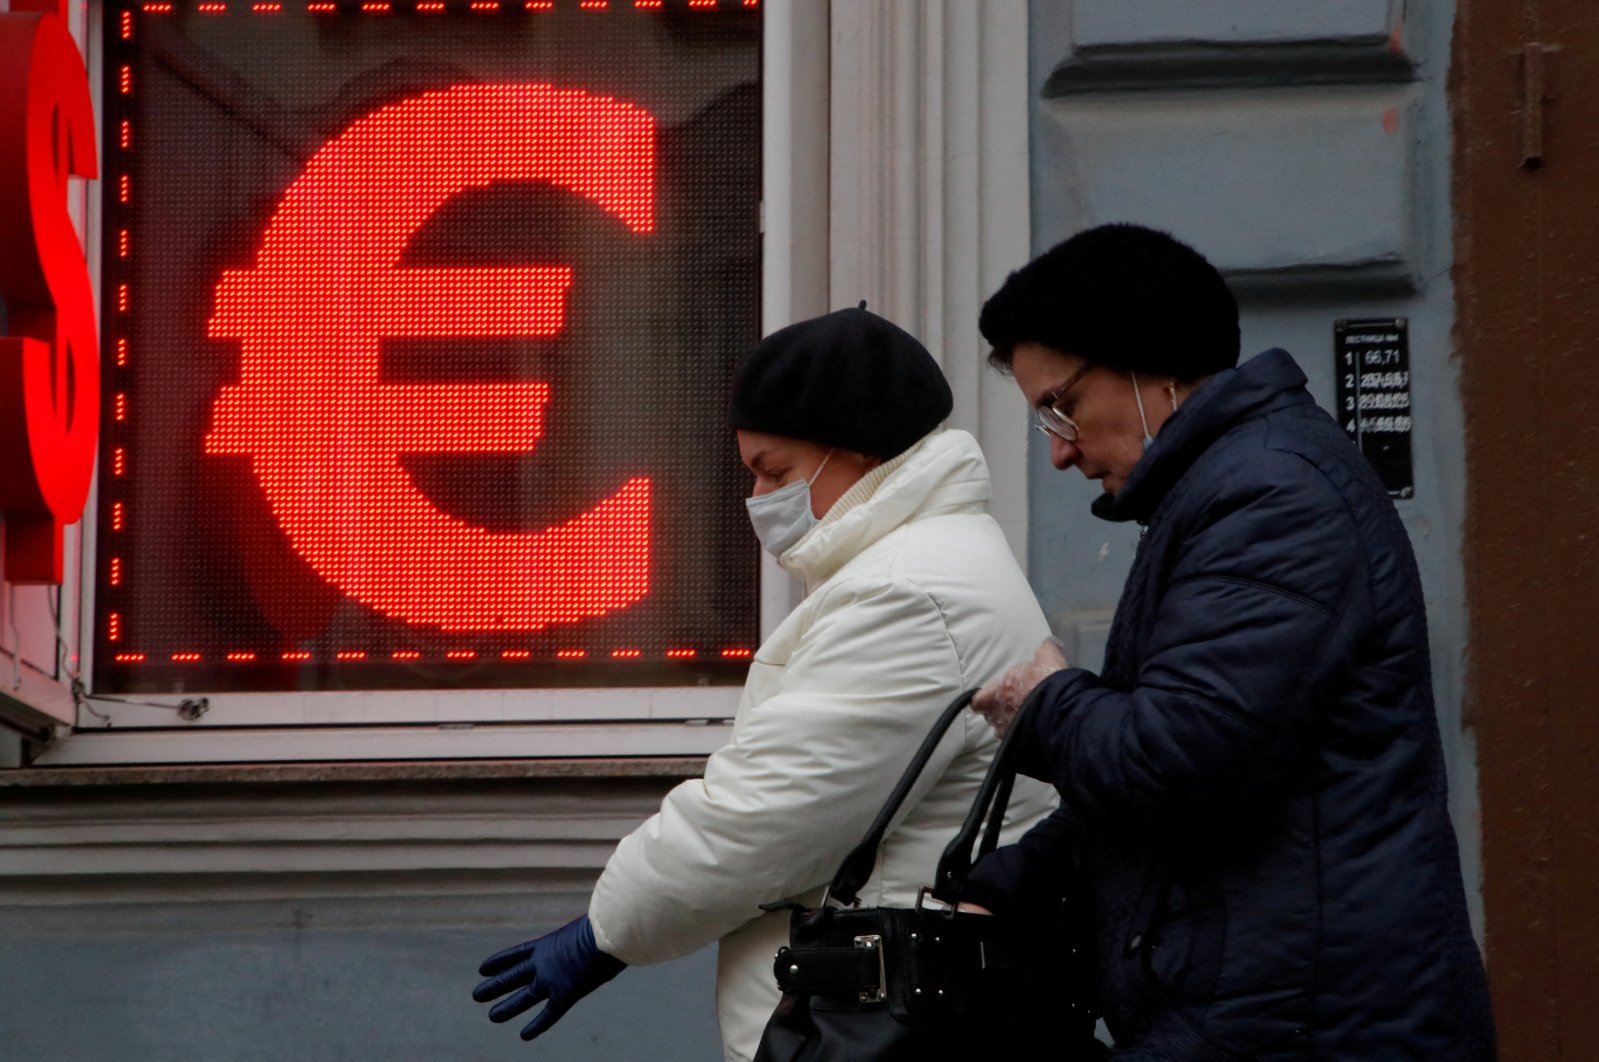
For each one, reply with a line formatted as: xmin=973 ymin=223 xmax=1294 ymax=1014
xmin=2 ymin=0 xmax=1594 ymax=1057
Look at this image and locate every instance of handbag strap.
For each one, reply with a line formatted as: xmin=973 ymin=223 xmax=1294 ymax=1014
xmin=929 ymin=679 xmax=1049 ymax=905
xmin=826 ymin=688 xmax=978 ymax=907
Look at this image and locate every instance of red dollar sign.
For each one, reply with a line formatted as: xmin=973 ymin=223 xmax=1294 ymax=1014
xmin=0 ymin=10 xmax=100 ymax=584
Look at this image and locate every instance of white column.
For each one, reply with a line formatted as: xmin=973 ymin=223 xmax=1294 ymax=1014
xmin=827 ymin=0 xmax=1032 ymax=562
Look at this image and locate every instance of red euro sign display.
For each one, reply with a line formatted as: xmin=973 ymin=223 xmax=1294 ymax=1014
xmin=206 ymin=83 xmax=655 ymax=631
xmin=0 ymin=10 xmax=100 ymax=584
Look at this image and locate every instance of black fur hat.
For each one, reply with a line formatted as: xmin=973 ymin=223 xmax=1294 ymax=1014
xmin=980 ymin=223 xmax=1241 ymax=379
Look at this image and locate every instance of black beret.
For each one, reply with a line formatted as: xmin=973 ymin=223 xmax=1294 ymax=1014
xmin=729 ymin=307 xmax=953 ymax=459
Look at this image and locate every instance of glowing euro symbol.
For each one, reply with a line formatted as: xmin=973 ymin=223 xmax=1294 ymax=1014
xmin=206 ymin=84 xmax=653 ymax=631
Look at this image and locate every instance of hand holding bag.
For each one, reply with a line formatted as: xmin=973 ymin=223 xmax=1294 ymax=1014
xmin=753 ymin=688 xmax=1102 ymax=1062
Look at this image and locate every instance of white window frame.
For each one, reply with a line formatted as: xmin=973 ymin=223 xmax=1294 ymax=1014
xmin=24 ymin=0 xmax=1034 ymax=766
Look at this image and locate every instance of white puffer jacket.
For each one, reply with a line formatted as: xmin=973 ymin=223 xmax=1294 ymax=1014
xmin=588 ymin=429 xmax=1057 ymax=1061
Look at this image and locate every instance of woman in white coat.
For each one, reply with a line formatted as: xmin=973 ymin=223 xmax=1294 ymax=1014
xmin=474 ymin=307 xmax=1057 ymax=1061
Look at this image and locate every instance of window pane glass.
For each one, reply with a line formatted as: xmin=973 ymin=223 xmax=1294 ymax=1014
xmin=96 ymin=0 xmax=762 ymax=694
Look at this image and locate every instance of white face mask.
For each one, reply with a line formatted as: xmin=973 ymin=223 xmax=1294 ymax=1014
xmin=745 ymin=450 xmax=835 ymax=557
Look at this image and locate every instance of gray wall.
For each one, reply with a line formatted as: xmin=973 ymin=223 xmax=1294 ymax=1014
xmin=1023 ymin=0 xmax=1482 ymax=936
xmin=0 ymin=773 xmax=721 ymax=1062
xmin=0 ymin=893 xmax=718 ymax=1062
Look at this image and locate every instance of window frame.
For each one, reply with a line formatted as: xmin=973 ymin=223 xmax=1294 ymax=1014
xmin=34 ymin=0 xmax=826 ymax=765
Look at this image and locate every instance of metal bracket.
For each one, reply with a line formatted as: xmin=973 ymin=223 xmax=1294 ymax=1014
xmin=854 ymin=934 xmax=886 ymax=1003
xmin=1521 ymin=43 xmax=1560 ymax=170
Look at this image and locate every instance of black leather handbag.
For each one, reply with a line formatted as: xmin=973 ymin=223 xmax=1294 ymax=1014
xmin=753 ymin=688 xmax=1102 ymax=1062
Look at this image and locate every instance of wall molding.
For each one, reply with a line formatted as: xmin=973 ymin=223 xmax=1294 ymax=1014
xmin=0 ymin=774 xmax=690 ymax=897
xmin=1045 ymin=42 xmax=1415 ymax=96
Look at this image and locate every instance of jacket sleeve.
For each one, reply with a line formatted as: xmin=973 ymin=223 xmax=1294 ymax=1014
xmin=588 ymin=577 xmax=970 ymax=966
xmin=961 ymin=805 xmax=1084 ymax=917
xmin=1022 ymin=455 xmax=1368 ymax=836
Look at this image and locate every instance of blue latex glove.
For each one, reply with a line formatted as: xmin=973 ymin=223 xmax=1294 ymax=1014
xmin=473 ymin=915 xmax=626 ymax=1041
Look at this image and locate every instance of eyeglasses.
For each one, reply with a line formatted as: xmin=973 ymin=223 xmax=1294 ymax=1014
xmin=1033 ymin=364 xmax=1094 ymax=442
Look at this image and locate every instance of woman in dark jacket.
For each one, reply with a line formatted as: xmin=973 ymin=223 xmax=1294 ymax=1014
xmin=967 ymin=224 xmax=1496 ymax=1061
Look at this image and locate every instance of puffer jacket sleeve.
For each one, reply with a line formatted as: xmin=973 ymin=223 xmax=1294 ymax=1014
xmin=1022 ymin=452 xmax=1368 ymax=833
xmin=962 ymin=805 xmax=1083 ymax=917
xmin=588 ymin=577 xmax=969 ymax=966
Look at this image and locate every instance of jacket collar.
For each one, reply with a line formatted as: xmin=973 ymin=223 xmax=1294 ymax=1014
xmin=1093 ymin=348 xmax=1313 ymax=524
xmin=782 ymin=428 xmax=992 ymax=588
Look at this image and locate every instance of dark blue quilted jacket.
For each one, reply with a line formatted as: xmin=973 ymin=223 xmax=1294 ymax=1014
xmin=969 ymin=349 xmax=1496 ymax=1061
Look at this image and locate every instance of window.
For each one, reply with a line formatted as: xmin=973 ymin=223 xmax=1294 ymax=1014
xmin=96 ymin=0 xmax=762 ymax=700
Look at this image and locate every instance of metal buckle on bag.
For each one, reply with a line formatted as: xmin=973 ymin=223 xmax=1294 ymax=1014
xmin=853 ymin=935 xmax=886 ymax=1003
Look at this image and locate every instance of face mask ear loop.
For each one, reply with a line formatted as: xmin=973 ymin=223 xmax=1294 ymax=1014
xmin=1131 ymin=371 xmax=1155 ymax=449
xmin=809 ymin=448 xmax=837 ymax=485
xmin=1168 ymin=379 xmax=1179 ymax=413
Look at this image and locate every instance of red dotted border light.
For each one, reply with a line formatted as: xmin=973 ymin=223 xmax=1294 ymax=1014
xmin=133 ymin=0 xmax=758 ymax=9
xmin=104 ymin=647 xmax=752 ymax=665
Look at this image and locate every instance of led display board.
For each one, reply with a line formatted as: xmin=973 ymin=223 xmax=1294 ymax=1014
xmin=95 ymin=0 xmax=761 ymax=694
